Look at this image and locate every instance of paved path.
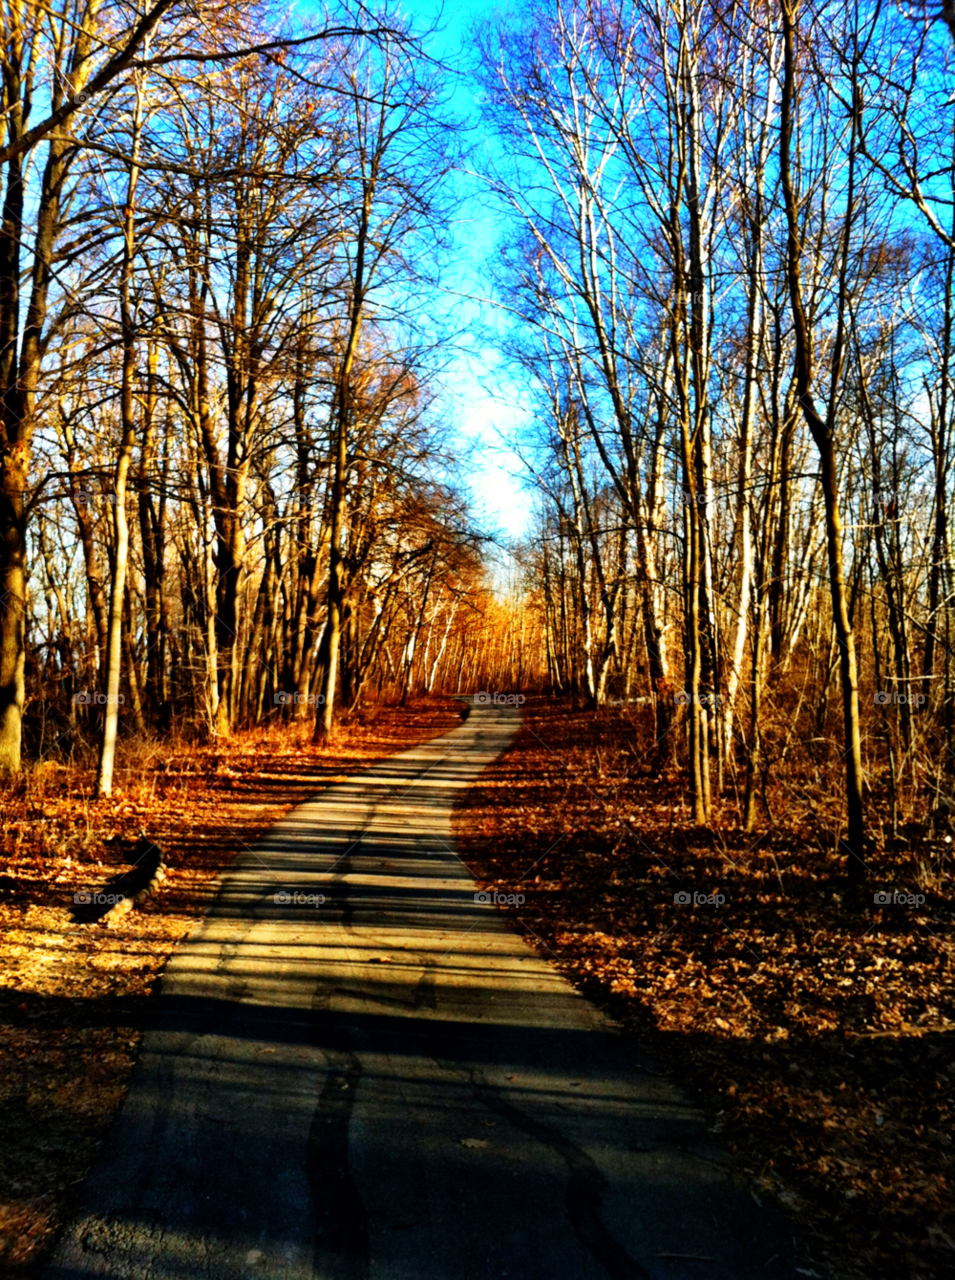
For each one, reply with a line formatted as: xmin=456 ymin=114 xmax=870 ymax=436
xmin=47 ymin=706 xmax=801 ymax=1280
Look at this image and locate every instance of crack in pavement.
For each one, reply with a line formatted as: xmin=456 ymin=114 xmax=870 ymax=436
xmin=309 ymin=983 xmax=369 ymax=1280
xmin=471 ymin=1070 xmax=651 ymax=1280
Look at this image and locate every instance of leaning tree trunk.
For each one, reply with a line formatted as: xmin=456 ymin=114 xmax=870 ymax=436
xmin=0 ymin=122 xmax=71 ymax=775
xmin=780 ymin=0 xmax=865 ymax=879
xmin=98 ymin=91 xmax=142 ymax=796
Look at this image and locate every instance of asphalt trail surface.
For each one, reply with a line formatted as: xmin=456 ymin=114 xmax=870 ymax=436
xmin=47 ymin=704 xmax=802 ymax=1280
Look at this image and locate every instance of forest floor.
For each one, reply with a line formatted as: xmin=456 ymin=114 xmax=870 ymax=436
xmin=0 ymin=698 xmax=458 ymax=1279
xmin=454 ymin=697 xmax=954 ymax=1280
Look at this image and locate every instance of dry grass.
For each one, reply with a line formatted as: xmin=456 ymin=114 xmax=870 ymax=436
xmin=0 ymin=698 xmax=458 ymax=1278
xmin=454 ymin=697 xmax=954 ymax=1280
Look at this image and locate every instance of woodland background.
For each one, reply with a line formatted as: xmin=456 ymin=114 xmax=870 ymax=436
xmin=0 ymin=0 xmax=953 ymax=1276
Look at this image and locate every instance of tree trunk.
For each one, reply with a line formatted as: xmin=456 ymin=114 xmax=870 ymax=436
xmin=315 ymin=160 xmax=376 ymax=742
xmin=98 ymin=93 xmax=142 ymax=796
xmin=780 ymin=0 xmax=865 ymax=878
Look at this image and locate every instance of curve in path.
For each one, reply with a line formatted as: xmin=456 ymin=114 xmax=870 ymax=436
xmin=47 ymin=706 xmax=801 ymax=1280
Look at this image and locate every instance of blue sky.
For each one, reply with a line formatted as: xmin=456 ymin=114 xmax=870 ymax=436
xmin=398 ymin=0 xmax=535 ymax=545
xmin=287 ymin=0 xmax=533 ymax=547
